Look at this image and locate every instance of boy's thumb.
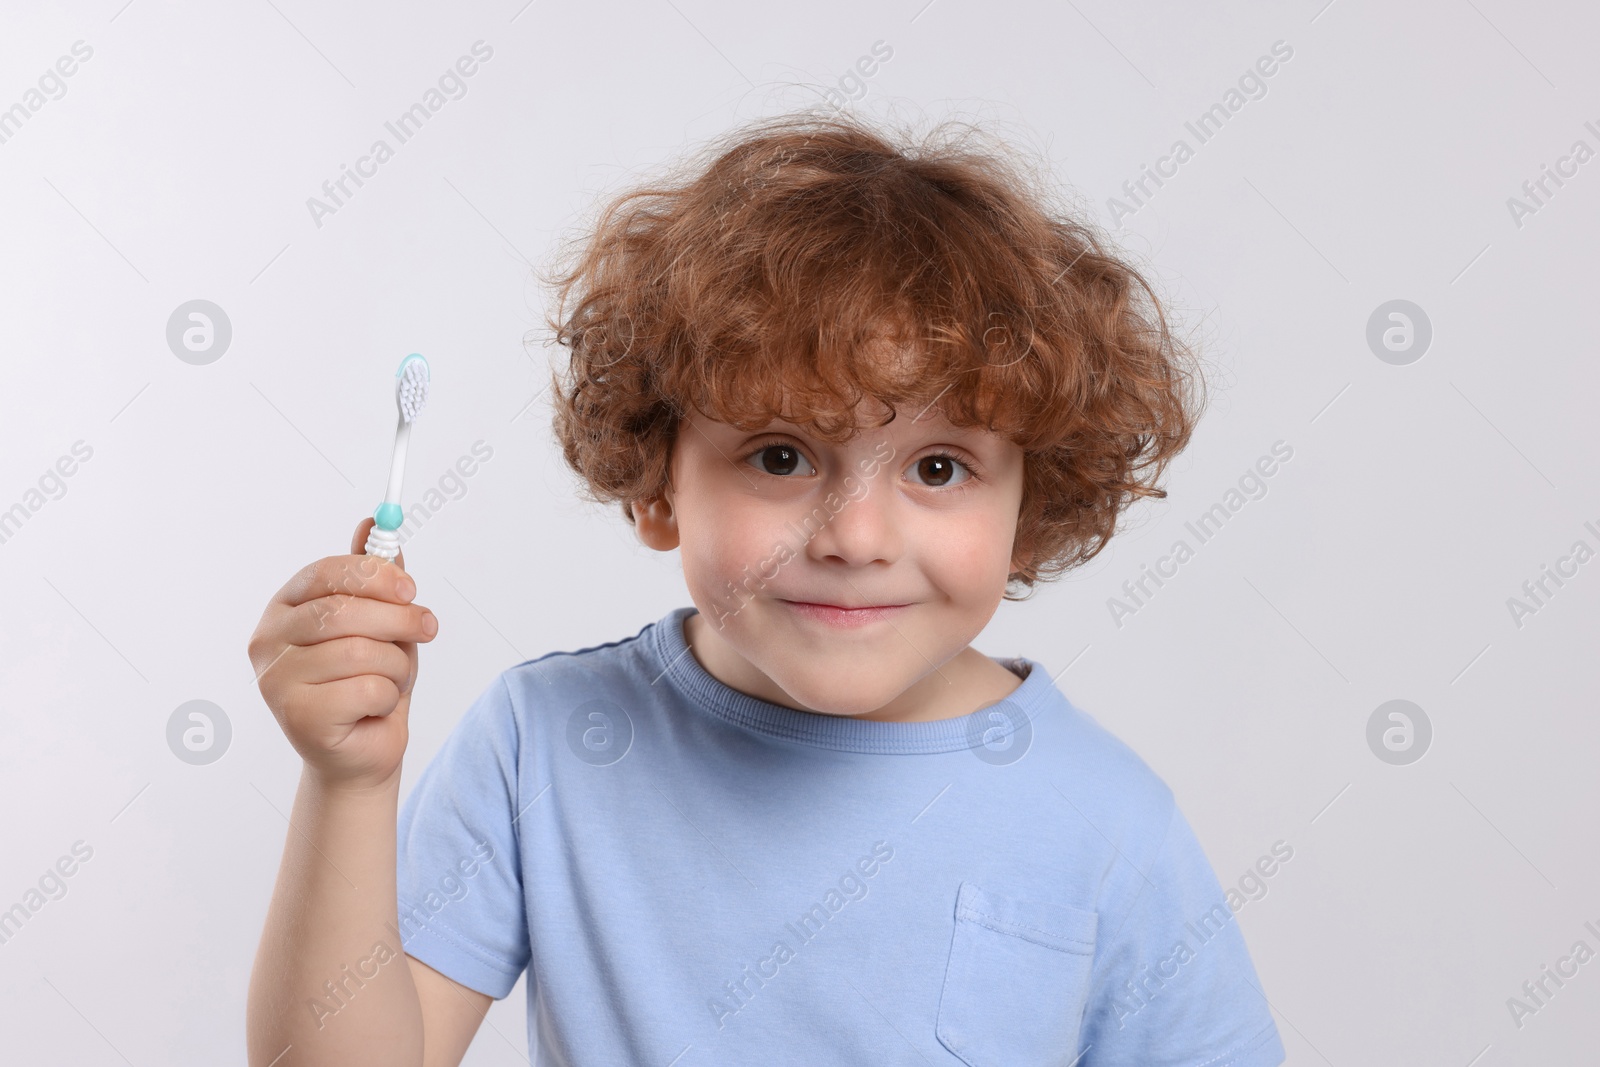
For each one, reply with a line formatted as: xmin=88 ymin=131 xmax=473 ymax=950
xmin=351 ymin=516 xmax=406 ymax=571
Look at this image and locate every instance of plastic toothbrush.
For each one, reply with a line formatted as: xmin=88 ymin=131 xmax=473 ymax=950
xmin=364 ymin=353 xmax=431 ymax=561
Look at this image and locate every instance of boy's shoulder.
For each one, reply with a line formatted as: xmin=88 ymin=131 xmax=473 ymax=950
xmin=497 ymin=615 xmax=660 ymax=699
xmin=1042 ymin=685 xmax=1186 ymax=852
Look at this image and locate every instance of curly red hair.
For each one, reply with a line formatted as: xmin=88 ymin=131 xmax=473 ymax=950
xmin=538 ymin=109 xmax=1205 ymax=599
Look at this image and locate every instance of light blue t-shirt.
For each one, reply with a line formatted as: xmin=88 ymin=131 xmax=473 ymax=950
xmin=396 ymin=606 xmax=1286 ymax=1066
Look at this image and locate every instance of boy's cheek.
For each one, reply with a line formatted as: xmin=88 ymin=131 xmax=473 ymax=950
xmin=940 ymin=516 xmax=1016 ymax=569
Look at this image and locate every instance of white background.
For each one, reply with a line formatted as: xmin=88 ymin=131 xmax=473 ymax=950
xmin=1 ymin=0 xmax=1596 ymax=1063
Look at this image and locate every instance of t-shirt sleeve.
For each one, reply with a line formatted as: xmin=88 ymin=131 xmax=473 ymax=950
xmin=1079 ymin=802 xmax=1286 ymax=1067
xmin=394 ymin=672 xmax=530 ymax=1000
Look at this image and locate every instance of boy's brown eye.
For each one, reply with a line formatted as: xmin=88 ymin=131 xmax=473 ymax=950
xmin=909 ymin=454 xmax=972 ymax=488
xmin=748 ymin=444 xmax=813 ymax=477
xmin=920 ymin=457 xmax=953 ymax=485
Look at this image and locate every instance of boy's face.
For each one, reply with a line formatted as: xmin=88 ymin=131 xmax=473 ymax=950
xmin=635 ymin=398 xmax=1027 ymax=721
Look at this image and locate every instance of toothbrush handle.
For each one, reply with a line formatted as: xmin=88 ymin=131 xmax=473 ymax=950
xmin=365 ymin=521 xmax=402 ymax=561
xmin=365 ymin=415 xmax=411 ymax=561
xmin=385 ymin=415 xmax=412 ymax=504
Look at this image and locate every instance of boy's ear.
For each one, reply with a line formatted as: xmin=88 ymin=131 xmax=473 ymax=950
xmin=631 ymin=491 xmax=679 ymax=551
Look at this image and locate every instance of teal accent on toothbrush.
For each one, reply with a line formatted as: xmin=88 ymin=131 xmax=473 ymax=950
xmin=373 ymin=501 xmax=404 ymax=530
xmin=364 ymin=353 xmax=430 ymax=561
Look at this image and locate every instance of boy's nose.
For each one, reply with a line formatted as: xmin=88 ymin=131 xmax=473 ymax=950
xmin=802 ymin=473 xmax=902 ymax=567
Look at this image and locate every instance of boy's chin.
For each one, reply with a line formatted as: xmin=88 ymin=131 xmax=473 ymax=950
xmin=762 ymin=664 xmax=918 ymax=718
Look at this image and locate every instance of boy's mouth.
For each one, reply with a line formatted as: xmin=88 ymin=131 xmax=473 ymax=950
xmin=777 ymin=599 xmax=911 ymax=628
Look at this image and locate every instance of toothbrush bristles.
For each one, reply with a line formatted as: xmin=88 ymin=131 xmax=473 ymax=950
xmin=399 ymin=360 xmax=430 ymax=423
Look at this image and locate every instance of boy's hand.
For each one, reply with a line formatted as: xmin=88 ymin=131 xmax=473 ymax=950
xmin=247 ymin=517 xmax=439 ymax=793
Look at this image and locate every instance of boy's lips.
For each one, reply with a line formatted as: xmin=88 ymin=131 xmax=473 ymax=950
xmin=778 ymin=599 xmax=912 ymax=628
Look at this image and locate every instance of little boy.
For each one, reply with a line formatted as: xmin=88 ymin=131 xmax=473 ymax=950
xmin=247 ymin=110 xmax=1286 ymax=1067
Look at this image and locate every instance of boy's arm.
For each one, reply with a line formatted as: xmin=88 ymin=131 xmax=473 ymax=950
xmin=246 ymin=767 xmax=489 ymax=1067
xmin=409 ymin=955 xmax=492 ymax=1067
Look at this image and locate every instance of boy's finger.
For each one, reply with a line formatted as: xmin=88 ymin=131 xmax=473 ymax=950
xmin=285 ymin=595 xmax=437 ymax=646
xmin=290 ymin=636 xmax=414 ymax=693
xmin=278 ymin=549 xmax=414 ymax=609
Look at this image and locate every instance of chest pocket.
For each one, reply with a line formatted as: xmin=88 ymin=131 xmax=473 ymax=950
xmin=935 ymin=882 xmax=1098 ymax=1067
